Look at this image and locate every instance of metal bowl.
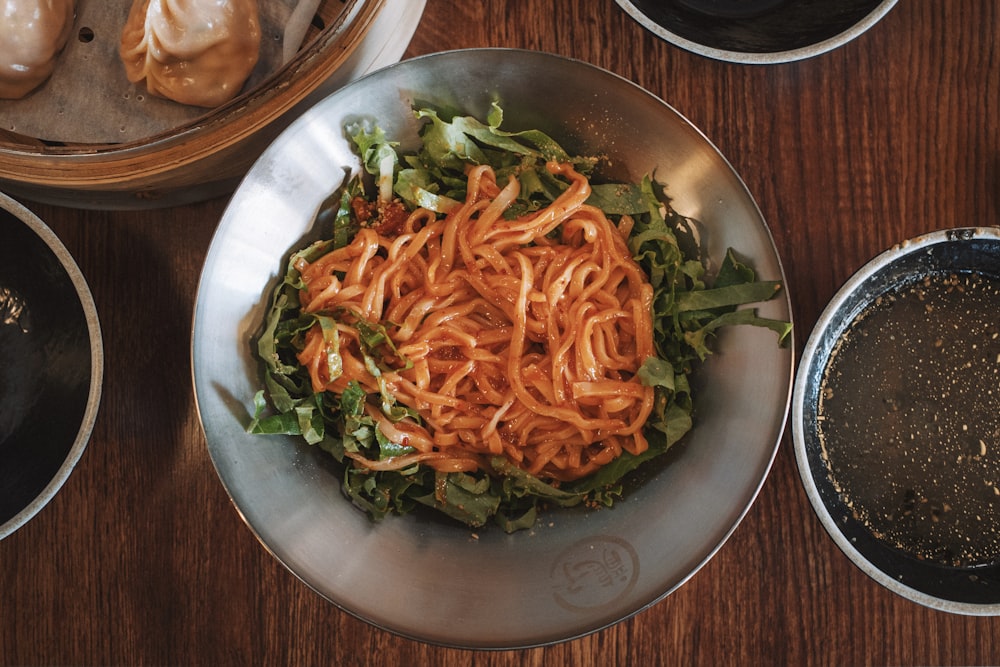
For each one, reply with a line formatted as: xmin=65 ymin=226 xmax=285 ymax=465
xmin=192 ymin=48 xmax=793 ymax=647
xmin=0 ymin=193 xmax=103 ymax=540
xmin=617 ymin=0 xmax=897 ymax=64
xmin=793 ymin=227 xmax=1000 ymax=615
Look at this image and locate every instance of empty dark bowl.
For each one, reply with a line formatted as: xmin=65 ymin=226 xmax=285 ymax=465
xmin=617 ymin=0 xmax=897 ymax=63
xmin=0 ymin=193 xmax=103 ymax=540
xmin=794 ymin=227 xmax=1000 ymax=614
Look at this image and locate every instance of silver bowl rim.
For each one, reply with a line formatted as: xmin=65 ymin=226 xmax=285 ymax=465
xmin=792 ymin=225 xmax=1000 ymax=615
xmin=0 ymin=192 xmax=104 ymax=540
xmin=616 ymin=0 xmax=898 ymax=64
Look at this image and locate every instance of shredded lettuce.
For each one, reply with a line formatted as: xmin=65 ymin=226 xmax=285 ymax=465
xmin=247 ymin=103 xmax=791 ymax=531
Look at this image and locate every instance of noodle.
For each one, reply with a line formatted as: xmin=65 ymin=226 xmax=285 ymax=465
xmin=294 ymin=161 xmax=655 ymax=482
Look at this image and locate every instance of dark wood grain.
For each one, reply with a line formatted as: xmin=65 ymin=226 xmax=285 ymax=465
xmin=2 ymin=1 xmax=999 ymax=664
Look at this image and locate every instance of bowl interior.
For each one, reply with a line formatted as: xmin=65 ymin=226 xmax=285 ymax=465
xmin=193 ymin=48 xmax=793 ymax=647
xmin=617 ymin=0 xmax=896 ymax=62
xmin=0 ymin=196 xmax=102 ymax=539
xmin=794 ymin=228 xmax=1000 ymax=613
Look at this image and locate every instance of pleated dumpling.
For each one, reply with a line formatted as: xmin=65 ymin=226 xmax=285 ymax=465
xmin=119 ymin=0 xmax=262 ymax=108
xmin=0 ymin=0 xmax=77 ymax=99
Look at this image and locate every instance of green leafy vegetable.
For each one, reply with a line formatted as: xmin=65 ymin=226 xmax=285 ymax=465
xmin=247 ymin=104 xmax=790 ymax=532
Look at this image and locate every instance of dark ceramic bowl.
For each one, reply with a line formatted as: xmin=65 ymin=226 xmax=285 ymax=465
xmin=0 ymin=193 xmax=103 ymax=540
xmin=617 ymin=0 xmax=897 ymax=64
xmin=793 ymin=227 xmax=1000 ymax=614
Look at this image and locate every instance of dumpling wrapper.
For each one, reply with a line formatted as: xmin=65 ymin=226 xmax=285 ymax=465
xmin=0 ymin=0 xmax=77 ymax=99
xmin=120 ymin=0 xmax=262 ymax=108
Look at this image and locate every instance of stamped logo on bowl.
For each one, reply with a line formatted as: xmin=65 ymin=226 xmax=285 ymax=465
xmin=550 ymin=536 xmax=639 ymax=611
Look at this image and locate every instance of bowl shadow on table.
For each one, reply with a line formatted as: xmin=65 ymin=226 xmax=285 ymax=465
xmin=87 ymin=214 xmax=233 ymax=642
xmin=96 ymin=218 xmax=198 ymax=456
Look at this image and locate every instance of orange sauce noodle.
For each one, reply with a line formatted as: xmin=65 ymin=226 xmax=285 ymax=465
xmin=296 ymin=162 xmax=656 ymax=482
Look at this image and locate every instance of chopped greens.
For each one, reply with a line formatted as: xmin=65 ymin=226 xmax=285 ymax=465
xmin=247 ymin=103 xmax=791 ymax=532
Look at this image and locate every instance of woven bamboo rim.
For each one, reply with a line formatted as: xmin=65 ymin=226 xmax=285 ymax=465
xmin=0 ymin=0 xmax=384 ymax=207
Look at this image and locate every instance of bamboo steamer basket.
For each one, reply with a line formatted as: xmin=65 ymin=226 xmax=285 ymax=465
xmin=0 ymin=0 xmax=418 ymax=209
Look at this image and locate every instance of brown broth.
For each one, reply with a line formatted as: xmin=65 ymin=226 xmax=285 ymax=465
xmin=818 ymin=272 xmax=1000 ymax=567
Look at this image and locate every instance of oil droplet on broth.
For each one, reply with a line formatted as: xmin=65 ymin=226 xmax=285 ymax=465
xmin=818 ymin=271 xmax=1000 ymax=568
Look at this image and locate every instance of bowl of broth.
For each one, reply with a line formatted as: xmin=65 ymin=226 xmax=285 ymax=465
xmin=794 ymin=227 xmax=1000 ymax=614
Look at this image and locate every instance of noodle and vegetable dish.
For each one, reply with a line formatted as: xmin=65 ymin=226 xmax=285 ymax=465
xmin=248 ymin=104 xmax=791 ymax=531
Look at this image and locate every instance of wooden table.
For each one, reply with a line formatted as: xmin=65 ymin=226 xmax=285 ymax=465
xmin=2 ymin=1 xmax=998 ymax=664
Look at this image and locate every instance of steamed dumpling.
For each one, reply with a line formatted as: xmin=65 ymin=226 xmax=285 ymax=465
xmin=119 ymin=0 xmax=261 ymax=108
xmin=0 ymin=0 xmax=76 ymax=99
